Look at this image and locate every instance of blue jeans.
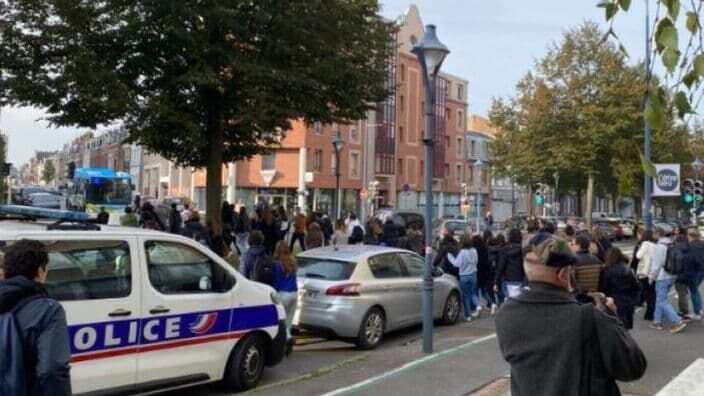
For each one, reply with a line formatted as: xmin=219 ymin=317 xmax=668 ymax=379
xmin=654 ymin=278 xmax=681 ymax=325
xmin=459 ymin=274 xmax=480 ymax=318
xmin=480 ymin=284 xmax=496 ymax=306
xmin=687 ymin=272 xmax=704 ymax=315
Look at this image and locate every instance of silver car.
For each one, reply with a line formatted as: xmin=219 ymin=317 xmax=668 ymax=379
xmin=293 ymin=245 xmax=461 ymax=349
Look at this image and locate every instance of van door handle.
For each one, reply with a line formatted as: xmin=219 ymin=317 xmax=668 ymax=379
xmin=108 ymin=309 xmax=132 ymax=317
xmin=149 ymin=306 xmax=170 ymax=315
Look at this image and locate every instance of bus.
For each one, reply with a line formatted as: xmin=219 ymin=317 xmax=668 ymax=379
xmin=67 ymin=168 xmax=133 ymax=217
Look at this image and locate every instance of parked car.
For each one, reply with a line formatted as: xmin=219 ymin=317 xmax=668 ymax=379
xmin=432 ymin=219 xmax=471 ymax=245
xmin=373 ymin=209 xmax=425 ymax=233
xmin=294 ymin=245 xmax=461 ymax=349
xmin=653 ymin=221 xmax=674 ymax=235
xmin=18 ymin=186 xmax=51 ymax=204
xmin=618 ymin=219 xmax=635 ymax=238
xmin=610 ymin=221 xmax=624 ymax=240
xmin=26 ymin=192 xmax=62 ymax=209
xmin=593 ymin=220 xmax=616 ymax=241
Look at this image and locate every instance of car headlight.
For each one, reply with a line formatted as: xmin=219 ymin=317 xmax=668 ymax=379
xmin=270 ymin=292 xmax=281 ymax=305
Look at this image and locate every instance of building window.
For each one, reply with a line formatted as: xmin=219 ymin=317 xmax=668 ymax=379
xmin=262 ymin=153 xmax=276 ymax=171
xmin=399 ymin=126 xmax=405 ymax=144
xmin=314 ymin=150 xmax=322 ymax=172
xmin=468 ymin=166 xmax=474 ymax=183
xmin=457 ymin=84 xmax=464 ymax=100
xmin=400 ymin=64 xmax=406 ymax=82
xmin=420 ymin=160 xmax=424 ymax=177
xmin=444 ymin=164 xmax=449 ymax=178
xmin=398 ymin=159 xmax=404 ymax=177
xmin=455 ymin=164 xmax=462 ymax=184
xmin=456 ymin=137 xmax=462 ymax=157
xmin=314 ymin=122 xmax=322 ymax=135
xmin=350 ymin=123 xmax=359 ymax=143
xmin=457 ymin=110 xmax=464 ymax=129
xmin=400 ymin=95 xmax=405 ymax=113
xmin=444 ymin=136 xmax=450 ymax=151
xmin=349 ymin=152 xmax=359 ymax=178
xmin=445 ymin=82 xmax=451 ymax=97
xmin=445 ymin=108 xmax=451 ymax=121
xmin=332 ymin=123 xmax=339 ymax=134
xmin=482 ymin=167 xmax=489 ymax=186
xmin=331 ymin=153 xmax=337 ymax=172
xmin=471 ymin=141 xmax=476 ymax=157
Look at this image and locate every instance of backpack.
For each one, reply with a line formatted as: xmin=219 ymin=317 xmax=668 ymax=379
xmin=664 ymin=244 xmax=685 ymax=275
xmin=252 ymin=254 xmax=275 ymax=286
xmin=0 ymin=296 xmax=41 ymax=396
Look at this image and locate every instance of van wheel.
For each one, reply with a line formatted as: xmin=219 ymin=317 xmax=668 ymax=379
xmin=222 ymin=334 xmax=266 ymax=392
xmin=442 ymin=291 xmax=461 ymax=325
xmin=355 ymin=307 xmax=385 ymax=350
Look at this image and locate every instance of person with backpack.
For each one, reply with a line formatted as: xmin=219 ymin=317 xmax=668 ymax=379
xmin=599 ymin=248 xmax=641 ymax=330
xmin=168 ymin=203 xmax=182 ymax=234
xmin=273 ymin=241 xmax=298 ymax=355
xmin=139 ymin=202 xmax=165 ymax=231
xmin=433 ymin=231 xmax=460 ymax=279
xmin=446 ymin=233 xmax=479 ymax=321
xmin=0 ymin=240 xmax=72 ymax=396
xmin=648 ymin=228 xmax=687 ymax=333
xmin=241 ymin=231 xmax=274 ymax=284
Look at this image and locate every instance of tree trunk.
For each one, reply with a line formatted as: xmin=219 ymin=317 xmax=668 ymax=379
xmin=527 ymin=184 xmax=534 ymax=218
xmin=576 ymin=189 xmax=582 ymax=217
xmin=205 ymin=111 xmax=224 ymax=229
xmin=585 ymin=173 xmax=594 ymax=229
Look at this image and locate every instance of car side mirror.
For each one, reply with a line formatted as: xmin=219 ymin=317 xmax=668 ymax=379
xmin=432 ymin=267 xmax=443 ymax=277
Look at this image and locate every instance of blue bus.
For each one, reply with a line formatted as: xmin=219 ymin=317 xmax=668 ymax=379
xmin=67 ymin=168 xmax=133 ymax=215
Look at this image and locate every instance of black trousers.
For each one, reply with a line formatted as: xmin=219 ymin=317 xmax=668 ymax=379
xmin=290 ymin=232 xmax=306 ymax=251
xmin=639 ymin=277 xmax=655 ymax=321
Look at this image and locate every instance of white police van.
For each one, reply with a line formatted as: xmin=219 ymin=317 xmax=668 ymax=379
xmin=0 ymin=206 xmax=287 ymax=394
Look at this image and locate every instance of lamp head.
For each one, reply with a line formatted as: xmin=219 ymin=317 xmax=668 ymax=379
xmin=693 ymin=157 xmax=703 ymax=172
xmin=332 ymin=133 xmax=345 ymax=152
xmin=411 ymin=24 xmax=450 ymax=79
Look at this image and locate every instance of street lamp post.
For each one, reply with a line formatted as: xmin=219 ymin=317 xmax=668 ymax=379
xmin=412 ymin=24 xmax=449 ymax=354
xmin=597 ymin=0 xmax=651 ymax=229
xmin=693 ymin=157 xmax=702 ymax=181
xmin=553 ymin=172 xmax=560 ymax=216
xmin=332 ymin=131 xmax=345 ymax=220
xmin=361 ymin=121 xmax=383 ymax=222
xmin=475 ymin=159 xmax=483 ymax=233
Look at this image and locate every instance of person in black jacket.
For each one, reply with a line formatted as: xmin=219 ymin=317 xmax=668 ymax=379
xmin=683 ymin=228 xmax=704 ymax=320
xmin=494 ymin=228 xmax=525 ymax=299
xmin=96 ymin=206 xmax=109 ymax=225
xmin=381 ymin=219 xmax=401 ymax=247
xmin=599 ymin=248 xmax=641 ymax=329
xmin=433 ymin=232 xmax=460 ymax=279
xmin=487 ymin=234 xmax=504 ymax=307
xmin=181 ymin=211 xmax=211 ymax=247
xmin=168 ymin=203 xmax=182 ymax=234
xmin=475 ymin=233 xmax=496 ymax=314
xmin=139 ymin=202 xmax=165 ymax=231
xmin=0 ymin=240 xmax=72 ymax=396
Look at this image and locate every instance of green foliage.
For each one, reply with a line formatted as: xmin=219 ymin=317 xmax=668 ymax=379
xmin=41 ymin=160 xmax=55 ymax=185
xmin=0 ymin=0 xmax=396 ymax=224
xmin=687 ymin=11 xmax=699 ymax=33
xmin=619 ymin=0 xmax=632 ymax=12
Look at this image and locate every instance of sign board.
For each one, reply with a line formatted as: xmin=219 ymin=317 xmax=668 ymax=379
xmin=402 ymin=183 xmax=410 ymax=193
xmin=359 ymin=189 xmax=368 ymax=199
xmin=653 ymin=163 xmax=681 ymax=197
xmin=305 ymin=172 xmax=314 ymax=183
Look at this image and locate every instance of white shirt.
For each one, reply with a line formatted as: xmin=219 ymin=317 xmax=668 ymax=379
xmin=447 ymin=248 xmax=478 ymax=276
xmin=635 ymin=240 xmax=655 ymax=278
xmin=649 ymin=238 xmax=675 ymax=282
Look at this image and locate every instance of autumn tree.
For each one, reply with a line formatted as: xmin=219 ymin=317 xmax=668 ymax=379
xmin=41 ymin=159 xmax=55 ymax=185
xmin=0 ymin=0 xmax=395 ymax=226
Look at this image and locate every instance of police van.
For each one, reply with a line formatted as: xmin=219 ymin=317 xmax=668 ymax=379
xmin=0 ymin=206 xmax=287 ymax=394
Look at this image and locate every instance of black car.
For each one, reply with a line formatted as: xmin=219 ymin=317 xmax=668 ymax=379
xmin=373 ymin=209 xmax=425 ymax=232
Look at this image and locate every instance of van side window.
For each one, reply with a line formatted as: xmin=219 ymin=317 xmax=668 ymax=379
xmin=145 ymin=241 xmax=235 ymax=294
xmin=22 ymin=240 xmax=131 ymax=301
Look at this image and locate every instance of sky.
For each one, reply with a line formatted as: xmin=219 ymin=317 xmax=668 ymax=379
xmin=0 ymin=0 xmax=649 ymax=166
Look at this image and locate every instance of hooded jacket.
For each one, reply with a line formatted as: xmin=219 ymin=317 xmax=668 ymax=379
xmin=495 ymin=243 xmax=524 ymax=285
xmin=240 ymin=244 xmax=268 ymax=280
xmin=496 ymin=282 xmax=646 ymax=396
xmin=0 ymin=276 xmax=72 ymax=396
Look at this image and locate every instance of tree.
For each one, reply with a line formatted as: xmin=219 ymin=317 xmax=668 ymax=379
xmin=0 ymin=0 xmax=395 ymax=226
xmin=41 ymin=159 xmax=55 ymax=185
xmin=490 ymin=22 xmax=645 ymax=224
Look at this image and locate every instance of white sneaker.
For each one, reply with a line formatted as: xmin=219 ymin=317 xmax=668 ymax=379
xmin=472 ymin=308 xmax=481 ymax=318
xmin=465 ymin=317 xmax=473 ymax=323
xmin=490 ymin=304 xmax=498 ymax=316
xmin=686 ymin=314 xmax=701 ymax=320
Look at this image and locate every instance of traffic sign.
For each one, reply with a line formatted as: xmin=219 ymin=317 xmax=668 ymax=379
xmin=360 ymin=189 xmax=368 ymax=199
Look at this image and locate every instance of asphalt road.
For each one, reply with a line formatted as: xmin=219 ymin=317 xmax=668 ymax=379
xmin=161 ymin=239 xmax=704 ymax=396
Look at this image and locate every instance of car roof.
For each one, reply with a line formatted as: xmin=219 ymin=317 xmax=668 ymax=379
xmin=297 ymin=245 xmax=410 ymax=261
xmin=0 ymin=220 xmax=167 ymax=239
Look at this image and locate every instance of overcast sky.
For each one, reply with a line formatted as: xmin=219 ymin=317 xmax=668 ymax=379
xmin=0 ymin=1 xmax=649 ymax=166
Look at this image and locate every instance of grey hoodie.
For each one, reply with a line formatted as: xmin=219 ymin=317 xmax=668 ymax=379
xmin=649 ymin=237 xmax=676 ymax=282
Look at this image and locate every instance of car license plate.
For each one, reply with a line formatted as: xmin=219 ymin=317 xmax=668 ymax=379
xmin=306 ymin=290 xmax=319 ymax=298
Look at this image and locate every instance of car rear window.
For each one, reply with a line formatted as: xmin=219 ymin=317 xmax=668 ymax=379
xmin=444 ymin=221 xmax=468 ymax=233
xmin=297 ymin=257 xmax=356 ymax=281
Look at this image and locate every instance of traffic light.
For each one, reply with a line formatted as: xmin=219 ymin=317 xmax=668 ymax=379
xmin=65 ymin=162 xmax=76 ymax=180
xmin=683 ymin=179 xmax=694 ymax=204
xmin=695 ymin=180 xmax=703 ymax=203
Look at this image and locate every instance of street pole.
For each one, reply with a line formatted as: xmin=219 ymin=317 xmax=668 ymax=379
xmin=553 ymin=172 xmax=559 ymax=216
xmin=511 ymin=175 xmax=516 ymax=217
xmin=332 ymin=132 xmax=345 ymax=220
xmin=643 ymin=0 xmax=653 ymax=231
xmin=475 ymin=160 xmax=482 ymax=233
xmin=412 ymin=24 xmax=449 ymax=354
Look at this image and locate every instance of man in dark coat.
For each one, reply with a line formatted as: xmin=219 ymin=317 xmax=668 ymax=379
xmin=433 ymin=232 xmax=460 ymax=278
xmin=495 ymin=238 xmax=646 ymax=396
xmin=0 ymin=240 xmax=72 ymax=396
xmin=168 ymin=203 xmax=182 ymax=234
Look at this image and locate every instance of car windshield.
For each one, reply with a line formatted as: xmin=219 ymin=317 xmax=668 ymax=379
xmin=297 ymin=257 xmax=356 ymax=281
xmin=85 ymin=177 xmax=132 ymax=205
xmin=444 ymin=221 xmax=468 ymax=233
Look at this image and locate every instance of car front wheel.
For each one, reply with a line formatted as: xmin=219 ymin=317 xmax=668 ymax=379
xmin=355 ymin=307 xmax=385 ymax=350
xmin=441 ymin=291 xmax=461 ymax=325
xmin=223 ymin=334 xmax=266 ymax=392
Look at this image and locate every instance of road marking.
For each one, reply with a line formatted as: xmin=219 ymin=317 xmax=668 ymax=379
xmin=655 ymin=358 xmax=704 ymax=395
xmin=321 ymin=333 xmax=498 ymax=396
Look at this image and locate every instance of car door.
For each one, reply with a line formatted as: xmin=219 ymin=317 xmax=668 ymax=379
xmin=137 ymin=237 xmax=237 ymax=385
xmin=15 ymin=235 xmax=141 ymax=394
xmin=366 ymin=253 xmax=417 ymax=329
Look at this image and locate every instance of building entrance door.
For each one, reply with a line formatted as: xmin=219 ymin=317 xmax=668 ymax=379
xmin=256 ymin=194 xmax=287 ymax=211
